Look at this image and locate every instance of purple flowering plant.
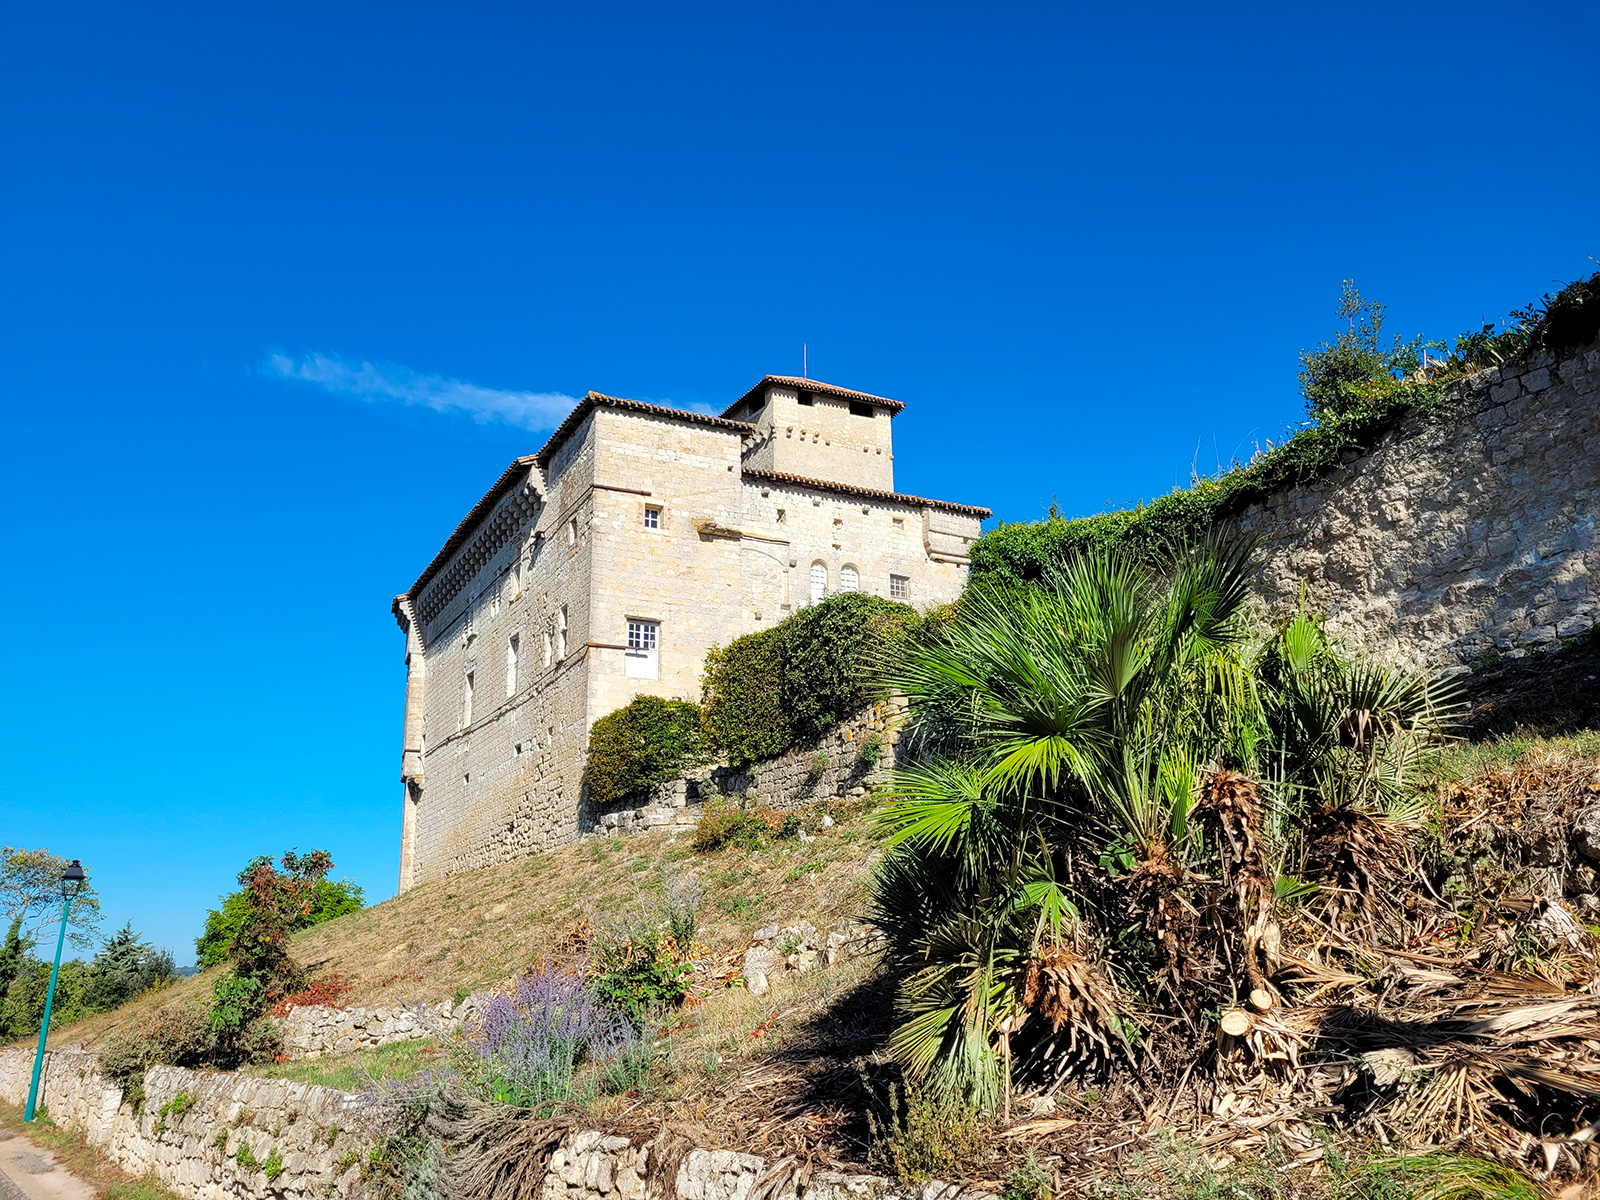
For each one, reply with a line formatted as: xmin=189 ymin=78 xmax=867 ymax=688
xmin=465 ymin=963 xmax=637 ymax=1109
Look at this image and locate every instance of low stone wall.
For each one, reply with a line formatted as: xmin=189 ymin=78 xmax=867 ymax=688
xmin=0 ymin=1045 xmax=987 ymax=1200
xmin=279 ymin=999 xmax=463 ymax=1060
xmin=587 ymin=699 xmax=905 ymax=838
xmin=0 ymin=1045 xmax=362 ymax=1200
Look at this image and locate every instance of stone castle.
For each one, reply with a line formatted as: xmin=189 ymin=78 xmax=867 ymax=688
xmin=392 ymin=377 xmax=990 ymax=890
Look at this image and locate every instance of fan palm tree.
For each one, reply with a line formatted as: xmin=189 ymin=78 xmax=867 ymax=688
xmin=871 ymin=535 xmax=1261 ymax=1109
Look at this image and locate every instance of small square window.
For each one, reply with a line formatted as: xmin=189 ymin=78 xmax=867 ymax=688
xmin=644 ymin=506 xmax=661 ymax=529
xmin=890 ymin=574 xmax=910 ymax=600
xmin=627 ymin=620 xmax=658 ymax=651
xmin=797 ymin=392 xmax=815 ymax=406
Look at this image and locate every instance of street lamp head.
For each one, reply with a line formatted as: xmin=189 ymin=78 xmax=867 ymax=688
xmin=60 ymin=860 xmax=86 ymax=899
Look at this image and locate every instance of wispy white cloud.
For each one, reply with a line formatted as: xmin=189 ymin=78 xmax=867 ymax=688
xmin=262 ymin=351 xmax=579 ymax=431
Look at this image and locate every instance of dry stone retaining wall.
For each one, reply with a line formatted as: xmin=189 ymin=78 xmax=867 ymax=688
xmin=0 ymin=1046 xmax=986 ymax=1200
xmin=278 ymin=999 xmax=464 ymax=1059
xmin=1235 ymin=344 xmax=1600 ymax=668
xmin=0 ymin=1045 xmax=363 ymax=1200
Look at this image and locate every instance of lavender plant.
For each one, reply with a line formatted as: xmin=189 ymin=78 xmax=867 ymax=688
xmin=467 ymin=965 xmax=636 ymax=1109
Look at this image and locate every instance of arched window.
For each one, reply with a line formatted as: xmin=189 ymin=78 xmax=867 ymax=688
xmin=809 ymin=561 xmax=827 ymax=603
xmin=839 ymin=565 xmax=859 ymax=593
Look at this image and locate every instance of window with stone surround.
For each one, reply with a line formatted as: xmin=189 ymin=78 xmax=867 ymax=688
xmin=644 ymin=506 xmax=661 ymax=529
xmin=462 ymin=671 xmax=474 ymax=729
xmin=809 ymin=561 xmax=827 ymax=603
xmin=890 ymin=574 xmax=909 ymax=600
xmin=625 ymin=620 xmax=659 ymax=679
xmin=542 ymin=631 xmax=553 ymax=668
xmin=839 ymin=565 xmax=859 ymax=592
xmin=506 ymin=633 xmax=520 ymax=697
xmin=567 ymin=517 xmax=578 ymax=545
xmin=557 ymin=605 xmax=568 ymax=658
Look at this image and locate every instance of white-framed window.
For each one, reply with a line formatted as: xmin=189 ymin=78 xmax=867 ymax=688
xmin=809 ymin=561 xmax=827 ymax=603
xmin=839 ymin=565 xmax=860 ymax=593
xmin=462 ymin=670 xmax=475 ymax=729
xmin=644 ymin=506 xmax=661 ymax=529
xmin=506 ymin=633 xmax=520 ymax=697
xmin=890 ymin=574 xmax=910 ymax=600
xmin=625 ymin=620 xmax=659 ymax=679
xmin=556 ymin=605 xmax=568 ymax=658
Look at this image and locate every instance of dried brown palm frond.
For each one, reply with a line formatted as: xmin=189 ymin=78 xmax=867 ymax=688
xmin=1017 ymin=945 xmax=1133 ymax=1083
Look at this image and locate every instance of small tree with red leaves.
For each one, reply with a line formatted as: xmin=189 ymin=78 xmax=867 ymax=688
xmin=226 ymin=848 xmax=334 ymax=994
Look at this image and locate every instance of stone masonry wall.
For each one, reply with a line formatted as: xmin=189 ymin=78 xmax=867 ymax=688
xmin=0 ymin=1046 xmax=363 ymax=1200
xmin=585 ymin=699 xmax=905 ymax=836
xmin=0 ymin=1046 xmax=988 ymax=1200
xmin=1235 ymin=344 xmax=1600 ymax=668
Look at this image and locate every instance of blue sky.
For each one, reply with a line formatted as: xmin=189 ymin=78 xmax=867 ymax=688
xmin=2 ymin=1 xmax=1596 ymax=964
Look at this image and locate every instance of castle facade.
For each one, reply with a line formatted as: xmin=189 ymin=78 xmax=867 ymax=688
xmin=392 ymin=377 xmax=989 ymax=890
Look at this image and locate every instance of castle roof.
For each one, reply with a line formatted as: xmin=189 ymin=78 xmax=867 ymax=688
xmin=743 ymin=468 xmax=992 ymax=518
xmin=533 ymin=391 xmax=752 ymax=467
xmin=400 ymin=454 xmax=539 ymax=604
xmin=721 ymin=376 xmax=906 ymax=419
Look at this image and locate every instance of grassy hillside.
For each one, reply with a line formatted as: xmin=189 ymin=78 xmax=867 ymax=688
xmin=34 ymin=798 xmax=888 ymax=1052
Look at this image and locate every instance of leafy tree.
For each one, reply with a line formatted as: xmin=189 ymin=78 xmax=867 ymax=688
xmin=1297 ymin=280 xmax=1432 ymax=424
xmin=194 ymin=876 xmax=364 ymax=969
xmin=82 ymin=922 xmax=178 ymax=1013
xmin=0 ymin=847 xmax=102 ymax=950
xmin=1 ymin=957 xmax=91 ymax=1039
xmin=223 ymin=849 xmax=336 ymax=990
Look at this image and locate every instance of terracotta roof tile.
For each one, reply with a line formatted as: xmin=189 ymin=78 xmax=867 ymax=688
xmin=742 ymin=468 xmax=991 ymax=518
xmin=722 ymin=376 xmax=905 ymax=418
xmin=534 ymin=392 xmax=752 ymax=466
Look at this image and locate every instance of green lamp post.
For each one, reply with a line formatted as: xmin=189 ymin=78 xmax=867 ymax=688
xmin=24 ymin=858 xmax=86 ymax=1122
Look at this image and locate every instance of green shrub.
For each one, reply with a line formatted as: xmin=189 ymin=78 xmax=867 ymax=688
xmin=691 ymin=800 xmax=767 ymax=852
xmin=701 ymin=627 xmax=790 ymax=765
xmin=195 ymin=876 xmax=364 ymax=970
xmin=99 ymin=996 xmax=280 ymax=1111
xmin=864 ymin=1076 xmax=988 ymax=1185
xmin=158 ymin=1091 xmax=195 ymax=1119
xmin=590 ymin=914 xmax=690 ymax=1026
xmin=702 ymin=593 xmax=919 ymax=764
xmin=856 ymin=732 xmax=883 ymax=767
xmin=585 ymin=695 xmax=704 ymax=805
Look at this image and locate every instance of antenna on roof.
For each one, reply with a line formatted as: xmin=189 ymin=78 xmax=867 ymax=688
xmin=803 ymin=343 xmax=807 ymax=379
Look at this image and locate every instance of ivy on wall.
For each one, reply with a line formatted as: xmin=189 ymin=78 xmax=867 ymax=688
xmin=971 ymin=270 xmax=1600 ymax=588
xmin=702 ymin=592 xmax=921 ymax=765
xmin=585 ymin=695 xmax=705 ymax=805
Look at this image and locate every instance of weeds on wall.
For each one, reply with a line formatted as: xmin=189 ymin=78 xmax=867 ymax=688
xmin=970 ymin=269 xmax=1600 ymax=586
xmin=583 ymin=695 xmax=705 ymax=805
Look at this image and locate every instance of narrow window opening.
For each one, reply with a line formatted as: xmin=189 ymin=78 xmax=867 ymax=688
xmin=462 ymin=671 xmax=474 ymax=729
xmin=506 ymin=634 xmax=520 ymax=697
xmin=542 ymin=630 xmax=553 ymax=668
xmin=567 ymin=517 xmax=578 ymax=545
xmin=556 ymin=605 xmax=568 ymax=658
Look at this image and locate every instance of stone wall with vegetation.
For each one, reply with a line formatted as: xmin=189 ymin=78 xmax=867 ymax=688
xmin=0 ymin=1045 xmax=363 ymax=1199
xmin=0 ymin=1045 xmax=985 ymax=1200
xmin=586 ymin=698 xmax=903 ymax=837
xmin=1237 ymin=344 xmax=1600 ymax=667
